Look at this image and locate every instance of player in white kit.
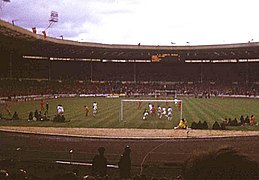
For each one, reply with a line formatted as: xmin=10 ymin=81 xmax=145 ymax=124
xmin=93 ymin=102 xmax=97 ymax=117
xmin=157 ymin=105 xmax=162 ymax=118
xmin=167 ymin=106 xmax=172 ymax=121
xmin=142 ymin=109 xmax=149 ymax=120
xmin=160 ymin=107 xmax=167 ymax=119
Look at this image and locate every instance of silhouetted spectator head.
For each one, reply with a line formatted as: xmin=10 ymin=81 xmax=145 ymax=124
xmin=212 ymin=121 xmax=221 ymax=130
xmin=228 ymin=118 xmax=232 ymax=126
xmin=240 ymin=115 xmax=245 ymax=124
xmin=202 ymin=121 xmax=208 ymax=129
xmin=220 ymin=122 xmax=226 ymax=130
xmin=124 ymin=145 xmax=131 ymax=154
xmin=119 ymin=145 xmax=132 ymax=179
xmin=232 ymin=118 xmax=238 ymax=126
xmin=197 ymin=121 xmax=203 ymax=129
xmin=98 ymin=147 xmax=105 ymax=155
xmin=191 ymin=122 xmax=197 ymax=129
xmin=182 ymin=147 xmax=259 ymax=180
xmin=92 ymin=147 xmax=107 ymax=177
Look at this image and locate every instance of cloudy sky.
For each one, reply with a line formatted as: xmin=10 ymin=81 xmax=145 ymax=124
xmin=1 ymin=0 xmax=259 ymax=45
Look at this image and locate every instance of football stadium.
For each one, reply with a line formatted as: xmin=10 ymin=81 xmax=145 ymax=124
xmin=1 ymin=2 xmax=259 ymax=178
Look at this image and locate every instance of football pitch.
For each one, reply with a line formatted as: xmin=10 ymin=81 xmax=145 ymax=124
xmin=0 ymin=96 xmax=259 ymax=130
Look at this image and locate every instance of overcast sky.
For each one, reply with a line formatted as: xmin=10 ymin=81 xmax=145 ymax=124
xmin=1 ymin=0 xmax=259 ymax=45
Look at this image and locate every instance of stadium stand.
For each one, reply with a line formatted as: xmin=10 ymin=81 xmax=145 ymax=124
xmin=1 ymin=19 xmax=259 ymax=179
xmin=0 ymin=79 xmax=258 ymax=98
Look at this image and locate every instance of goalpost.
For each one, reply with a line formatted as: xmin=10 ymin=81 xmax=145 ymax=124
xmin=119 ymin=99 xmax=183 ymax=122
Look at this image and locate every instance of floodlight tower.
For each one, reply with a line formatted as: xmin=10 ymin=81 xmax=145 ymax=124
xmin=44 ymin=11 xmax=58 ymax=31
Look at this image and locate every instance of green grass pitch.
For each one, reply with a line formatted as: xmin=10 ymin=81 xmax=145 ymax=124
xmin=1 ymin=96 xmax=259 ymax=130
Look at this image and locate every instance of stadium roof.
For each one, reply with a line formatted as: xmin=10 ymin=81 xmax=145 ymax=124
xmin=1 ymin=19 xmax=259 ymax=62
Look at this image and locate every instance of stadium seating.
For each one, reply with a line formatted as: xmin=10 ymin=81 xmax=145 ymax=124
xmin=0 ymin=79 xmax=258 ymax=98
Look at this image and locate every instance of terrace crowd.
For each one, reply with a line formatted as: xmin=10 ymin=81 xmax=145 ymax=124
xmin=0 ymin=79 xmax=258 ymax=98
xmin=0 ymin=146 xmax=258 ymax=179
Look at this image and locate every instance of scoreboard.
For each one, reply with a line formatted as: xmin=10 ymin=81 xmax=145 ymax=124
xmin=151 ymin=53 xmax=179 ymax=62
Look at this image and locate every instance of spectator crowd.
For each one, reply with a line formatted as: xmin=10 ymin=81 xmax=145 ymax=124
xmin=1 ymin=79 xmax=259 ymax=98
xmin=0 ymin=146 xmax=258 ymax=179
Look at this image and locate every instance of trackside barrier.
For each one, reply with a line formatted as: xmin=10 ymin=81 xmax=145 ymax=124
xmin=2 ymin=93 xmax=259 ymax=102
xmin=0 ymin=93 xmax=128 ymax=102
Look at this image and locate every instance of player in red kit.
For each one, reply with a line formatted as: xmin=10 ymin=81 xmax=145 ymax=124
xmin=137 ymin=101 xmax=142 ymax=109
xmin=151 ymin=105 xmax=156 ymax=115
xmin=84 ymin=105 xmax=89 ymax=117
xmin=40 ymin=100 xmax=44 ymax=112
xmin=178 ymin=101 xmax=181 ymax=110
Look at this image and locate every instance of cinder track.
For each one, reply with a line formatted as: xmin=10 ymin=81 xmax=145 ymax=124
xmin=1 ymin=127 xmax=259 ymax=166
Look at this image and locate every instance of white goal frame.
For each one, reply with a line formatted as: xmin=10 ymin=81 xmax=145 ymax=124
xmin=120 ymin=99 xmax=183 ymax=122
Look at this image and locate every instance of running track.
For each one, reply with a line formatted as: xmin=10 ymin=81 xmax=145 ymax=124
xmin=1 ymin=130 xmax=259 ymax=166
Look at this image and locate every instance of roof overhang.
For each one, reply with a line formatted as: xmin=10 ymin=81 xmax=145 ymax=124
xmin=1 ymin=20 xmax=259 ymax=61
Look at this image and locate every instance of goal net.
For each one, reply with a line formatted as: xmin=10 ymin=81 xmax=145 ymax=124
xmin=154 ymin=89 xmax=177 ymax=99
xmin=119 ymin=99 xmax=182 ymax=122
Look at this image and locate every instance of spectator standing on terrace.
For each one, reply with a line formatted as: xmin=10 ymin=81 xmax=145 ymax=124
xmin=119 ymin=145 xmax=132 ymax=179
xmin=92 ymin=147 xmax=107 ymax=177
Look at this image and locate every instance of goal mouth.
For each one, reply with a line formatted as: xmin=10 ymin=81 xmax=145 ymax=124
xmin=154 ymin=89 xmax=178 ymax=99
xmin=120 ymin=99 xmax=183 ymax=124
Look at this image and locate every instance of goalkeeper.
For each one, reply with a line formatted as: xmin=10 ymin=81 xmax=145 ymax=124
xmin=174 ymin=118 xmax=188 ymax=129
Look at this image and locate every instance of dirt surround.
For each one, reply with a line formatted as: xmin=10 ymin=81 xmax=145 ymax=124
xmin=1 ymin=126 xmax=259 ymax=139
